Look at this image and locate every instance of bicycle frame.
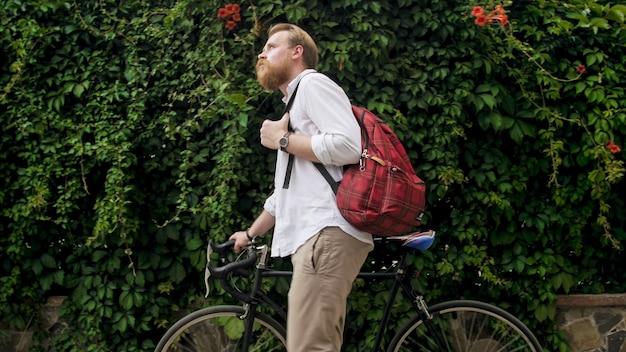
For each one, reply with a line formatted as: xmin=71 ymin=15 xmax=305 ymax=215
xmin=239 ymin=243 xmax=437 ymax=352
xmin=164 ymin=234 xmax=540 ymax=352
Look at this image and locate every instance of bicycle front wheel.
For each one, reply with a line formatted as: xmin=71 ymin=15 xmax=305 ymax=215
xmin=154 ymin=305 xmax=287 ymax=352
xmin=387 ymin=300 xmax=542 ymax=352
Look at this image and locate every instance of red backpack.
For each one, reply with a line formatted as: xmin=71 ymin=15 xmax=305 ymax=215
xmin=282 ymin=77 xmax=426 ymax=236
xmin=313 ymin=106 xmax=426 ymax=236
xmin=283 ymin=98 xmax=426 ymax=236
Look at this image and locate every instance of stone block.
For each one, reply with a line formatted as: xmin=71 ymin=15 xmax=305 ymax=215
xmin=564 ymin=318 xmax=602 ymax=351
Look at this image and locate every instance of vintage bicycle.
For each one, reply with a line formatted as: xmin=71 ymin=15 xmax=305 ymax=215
xmin=154 ymin=230 xmax=543 ymax=351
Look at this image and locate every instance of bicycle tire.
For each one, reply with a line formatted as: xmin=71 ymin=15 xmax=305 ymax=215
xmin=154 ymin=305 xmax=287 ymax=352
xmin=387 ymin=300 xmax=542 ymax=352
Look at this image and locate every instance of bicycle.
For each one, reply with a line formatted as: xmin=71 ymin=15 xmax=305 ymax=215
xmin=155 ymin=230 xmax=543 ymax=351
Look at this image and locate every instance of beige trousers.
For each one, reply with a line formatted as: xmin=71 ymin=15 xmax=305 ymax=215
xmin=287 ymin=227 xmax=372 ymax=352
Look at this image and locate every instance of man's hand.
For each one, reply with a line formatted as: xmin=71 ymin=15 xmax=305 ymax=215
xmin=260 ymin=112 xmax=290 ymax=150
xmin=229 ymin=231 xmax=250 ymax=253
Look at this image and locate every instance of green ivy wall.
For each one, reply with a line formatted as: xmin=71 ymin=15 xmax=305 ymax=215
xmin=1 ymin=0 xmax=625 ymax=351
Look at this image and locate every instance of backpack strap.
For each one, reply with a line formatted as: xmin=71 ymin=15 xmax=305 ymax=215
xmin=281 ymin=82 xmax=300 ymax=190
xmin=281 ymin=73 xmax=343 ymax=195
xmin=313 ymin=163 xmax=339 ymax=194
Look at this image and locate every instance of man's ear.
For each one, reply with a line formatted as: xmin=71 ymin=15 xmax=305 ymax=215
xmin=293 ymin=45 xmax=304 ymax=58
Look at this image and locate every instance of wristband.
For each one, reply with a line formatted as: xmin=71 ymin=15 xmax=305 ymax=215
xmin=246 ymin=228 xmax=253 ymax=241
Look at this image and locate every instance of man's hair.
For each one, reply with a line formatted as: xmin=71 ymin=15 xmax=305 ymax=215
xmin=268 ymin=23 xmax=319 ymax=69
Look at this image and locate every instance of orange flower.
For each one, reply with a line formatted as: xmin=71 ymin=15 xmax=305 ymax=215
xmin=472 ymin=4 xmax=508 ymax=27
xmin=472 ymin=6 xmax=484 ymax=17
xmin=218 ymin=3 xmax=242 ymax=30
xmin=576 ymin=64 xmax=586 ymax=74
xmin=606 ymin=141 xmax=621 ymax=154
xmin=225 ymin=20 xmax=237 ymax=30
xmin=475 ymin=15 xmax=488 ymax=27
xmin=492 ymin=14 xmax=508 ymax=25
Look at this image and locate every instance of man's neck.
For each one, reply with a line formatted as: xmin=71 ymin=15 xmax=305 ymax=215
xmin=280 ymin=68 xmax=312 ymax=96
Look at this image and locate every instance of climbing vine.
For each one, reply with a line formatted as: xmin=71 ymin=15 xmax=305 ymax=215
xmin=471 ymin=2 xmax=625 ymax=248
xmin=1 ymin=1 xmax=624 ymax=351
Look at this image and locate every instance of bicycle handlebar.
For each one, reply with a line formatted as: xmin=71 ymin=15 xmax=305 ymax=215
xmin=207 ymin=240 xmax=258 ymax=279
xmin=204 ymin=239 xmax=259 ymax=303
xmin=209 ymin=239 xmax=236 ymax=255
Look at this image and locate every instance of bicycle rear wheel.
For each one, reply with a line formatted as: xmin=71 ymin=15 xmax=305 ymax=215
xmin=387 ymin=300 xmax=542 ymax=352
xmin=154 ymin=305 xmax=287 ymax=352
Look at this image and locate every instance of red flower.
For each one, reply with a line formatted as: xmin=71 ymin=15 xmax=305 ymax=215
xmin=475 ymin=15 xmax=488 ymax=27
xmin=576 ymin=64 xmax=587 ymax=74
xmin=225 ymin=20 xmax=237 ymax=30
xmin=472 ymin=4 xmax=508 ymax=27
xmin=472 ymin=6 xmax=484 ymax=17
xmin=217 ymin=3 xmax=242 ymax=30
xmin=492 ymin=14 xmax=508 ymax=25
xmin=606 ymin=141 xmax=621 ymax=154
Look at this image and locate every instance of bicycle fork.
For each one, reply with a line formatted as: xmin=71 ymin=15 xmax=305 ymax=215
xmin=239 ymin=249 xmax=274 ymax=352
xmin=396 ymin=277 xmax=449 ymax=352
xmin=371 ymin=263 xmax=443 ymax=351
xmin=240 ymin=303 xmax=257 ymax=351
xmin=412 ymin=295 xmax=449 ymax=352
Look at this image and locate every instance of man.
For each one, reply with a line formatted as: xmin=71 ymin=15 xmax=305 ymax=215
xmin=229 ymin=23 xmax=374 ymax=351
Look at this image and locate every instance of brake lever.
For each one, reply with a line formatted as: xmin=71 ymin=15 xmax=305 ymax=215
xmin=204 ymin=241 xmax=214 ymax=297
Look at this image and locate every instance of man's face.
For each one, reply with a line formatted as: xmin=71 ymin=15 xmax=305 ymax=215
xmin=257 ymin=31 xmax=293 ymax=91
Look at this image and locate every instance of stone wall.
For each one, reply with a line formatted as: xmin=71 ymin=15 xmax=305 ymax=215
xmin=557 ymin=294 xmax=626 ymax=352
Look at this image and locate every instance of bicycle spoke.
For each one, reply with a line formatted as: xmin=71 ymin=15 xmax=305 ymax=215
xmin=388 ymin=301 xmax=541 ymax=352
xmin=155 ymin=307 xmax=286 ymax=352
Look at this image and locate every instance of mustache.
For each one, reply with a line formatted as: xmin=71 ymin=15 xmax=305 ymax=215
xmin=256 ymin=59 xmax=265 ymax=71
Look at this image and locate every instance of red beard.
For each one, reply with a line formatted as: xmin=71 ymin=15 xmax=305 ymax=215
xmin=256 ymin=56 xmax=290 ymax=91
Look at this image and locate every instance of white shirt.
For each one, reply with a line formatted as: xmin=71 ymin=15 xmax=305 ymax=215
xmin=264 ymin=70 xmax=374 ymax=257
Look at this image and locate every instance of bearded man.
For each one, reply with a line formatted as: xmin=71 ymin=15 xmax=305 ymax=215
xmin=230 ymin=23 xmax=373 ymax=351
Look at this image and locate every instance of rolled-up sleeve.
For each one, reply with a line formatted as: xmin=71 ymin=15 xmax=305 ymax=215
xmin=303 ymin=76 xmax=362 ymax=166
xmin=263 ymin=192 xmax=277 ymax=216
xmin=311 ymin=132 xmax=360 ymax=166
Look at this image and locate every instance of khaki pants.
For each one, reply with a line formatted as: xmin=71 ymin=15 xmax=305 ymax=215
xmin=287 ymin=227 xmax=372 ymax=352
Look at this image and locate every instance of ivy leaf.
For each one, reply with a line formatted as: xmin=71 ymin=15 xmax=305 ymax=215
xmin=26 ymin=260 xmax=38 ymax=278
xmin=73 ymin=83 xmax=85 ymax=98
xmin=119 ymin=290 xmax=133 ymax=310
xmin=228 ymin=93 xmax=246 ymax=107
xmin=488 ymin=111 xmax=503 ymax=130
xmin=608 ymin=5 xmax=626 ymax=22
xmin=535 ymin=304 xmax=548 ymax=322
xmin=509 ymin=123 xmax=524 ymax=144
xmin=169 ymin=261 xmax=186 ymax=283
xmin=41 ymin=253 xmax=57 ymax=268
xmin=513 ymin=258 xmax=525 ymax=273
xmin=480 ymin=94 xmax=497 ymax=109
xmin=186 ymin=238 xmax=204 ymax=251
xmin=238 ymin=112 xmax=249 ymax=127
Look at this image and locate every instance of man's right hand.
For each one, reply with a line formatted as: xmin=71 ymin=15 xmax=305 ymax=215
xmin=229 ymin=231 xmax=250 ymax=253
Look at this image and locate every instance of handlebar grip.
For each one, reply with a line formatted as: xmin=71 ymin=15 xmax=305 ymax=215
xmin=210 ymin=239 xmax=236 ymax=255
xmin=208 ymin=246 xmax=258 ymax=279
